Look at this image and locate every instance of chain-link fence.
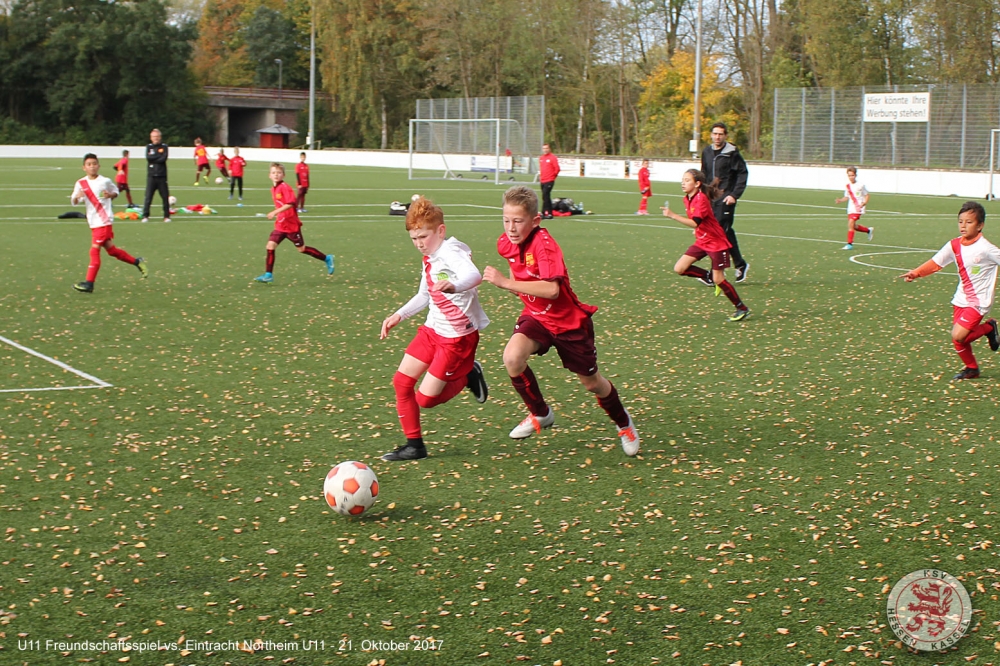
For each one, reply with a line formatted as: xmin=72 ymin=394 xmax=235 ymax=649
xmin=773 ymin=84 xmax=1000 ymax=170
xmin=415 ymin=95 xmax=545 ymax=156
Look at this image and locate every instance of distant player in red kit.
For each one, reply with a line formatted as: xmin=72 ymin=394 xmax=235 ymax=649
xmin=482 ymin=185 xmax=640 ymax=456
xmin=538 ymin=143 xmax=560 ymax=219
xmin=229 ymin=147 xmax=246 ymax=203
xmin=113 ymin=149 xmax=134 ymax=207
xmin=295 ymin=152 xmax=309 ymax=212
xmin=216 ymin=148 xmax=231 ymax=183
xmin=71 ymin=154 xmax=148 ymax=293
xmin=662 ymin=168 xmax=750 ymax=322
xmin=636 ymin=159 xmax=651 ymax=215
xmin=254 ymin=163 xmax=334 ymax=283
xmin=193 ymin=138 xmax=210 ymax=185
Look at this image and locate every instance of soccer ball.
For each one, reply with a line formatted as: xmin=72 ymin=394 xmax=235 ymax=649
xmin=168 ymin=195 xmax=177 ymax=205
xmin=324 ymin=461 xmax=379 ymax=516
xmin=215 ymin=177 xmax=224 ymax=184
xmin=411 ymin=194 xmax=421 ymax=202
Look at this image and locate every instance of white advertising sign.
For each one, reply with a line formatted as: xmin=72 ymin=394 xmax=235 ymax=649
xmin=864 ymin=92 xmax=930 ymax=123
xmin=582 ymin=159 xmax=626 ymax=179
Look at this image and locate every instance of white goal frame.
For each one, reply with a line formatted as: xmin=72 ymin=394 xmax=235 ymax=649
xmin=989 ymin=129 xmax=1000 ymax=200
xmin=408 ymin=118 xmax=525 ymax=185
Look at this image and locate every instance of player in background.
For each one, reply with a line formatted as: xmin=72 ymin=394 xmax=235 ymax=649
xmin=901 ymin=201 xmax=1000 ymax=380
xmin=71 ymin=154 xmax=148 ymax=293
xmin=378 ymin=197 xmax=490 ymax=461
xmin=295 ymin=152 xmax=310 ymax=212
xmin=254 ymin=163 xmax=334 ymax=283
xmin=835 ymin=166 xmax=872 ymax=250
xmin=538 ymin=143 xmax=560 ymax=219
xmin=662 ymin=169 xmax=750 ymax=322
xmin=216 ymin=148 xmax=231 ymax=184
xmin=229 ymin=147 xmax=246 ymax=204
xmin=193 ymin=138 xmax=210 ymax=186
xmin=113 ymin=149 xmax=134 ymax=207
xmin=636 ymin=159 xmax=651 ymax=215
xmin=482 ymin=185 xmax=640 ymax=456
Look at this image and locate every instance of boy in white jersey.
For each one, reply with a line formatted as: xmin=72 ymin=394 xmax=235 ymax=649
xmin=901 ymin=201 xmax=1000 ymax=380
xmin=378 ymin=196 xmax=490 ymax=461
xmin=71 ymin=154 xmax=148 ymax=293
xmin=834 ymin=166 xmax=872 ymax=250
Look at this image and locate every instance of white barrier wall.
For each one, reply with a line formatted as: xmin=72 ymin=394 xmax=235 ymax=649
xmin=0 ymin=144 xmax=992 ymax=198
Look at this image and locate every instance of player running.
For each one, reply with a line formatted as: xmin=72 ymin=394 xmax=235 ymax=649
xmin=835 ymin=166 xmax=873 ymax=250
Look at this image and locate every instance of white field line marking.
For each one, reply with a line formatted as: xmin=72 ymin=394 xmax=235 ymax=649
xmin=849 ymin=250 xmax=957 ymax=275
xmin=0 ymin=334 xmax=112 ymax=393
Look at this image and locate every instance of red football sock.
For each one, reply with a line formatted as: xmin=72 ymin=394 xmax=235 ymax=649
xmin=855 ymin=224 xmax=869 ymax=233
xmin=847 ymin=229 xmax=856 ymax=244
xmin=639 ymin=195 xmax=649 ymax=213
xmin=416 ymin=378 xmax=467 ymax=409
xmin=106 ymin=245 xmax=135 ymax=265
xmin=717 ymin=280 xmax=744 ymax=308
xmin=966 ymin=321 xmax=992 ymax=344
xmin=86 ymin=246 xmax=101 ymax=282
xmin=681 ymin=266 xmax=711 ymax=280
xmin=511 ymin=366 xmax=548 ymax=416
xmin=954 ymin=340 xmax=978 ymax=369
xmin=393 ymin=371 xmax=422 ymax=439
xmin=266 ymin=249 xmax=275 ymax=273
xmin=597 ymin=383 xmax=630 ymax=429
xmin=303 ymin=246 xmax=326 ymax=261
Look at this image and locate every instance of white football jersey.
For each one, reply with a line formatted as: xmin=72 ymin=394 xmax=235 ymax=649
xmin=72 ymin=175 xmax=118 ymax=229
xmin=932 ymin=235 xmax=1000 ymax=314
xmin=844 ymin=181 xmax=868 ymax=215
xmin=396 ymin=237 xmax=490 ymax=338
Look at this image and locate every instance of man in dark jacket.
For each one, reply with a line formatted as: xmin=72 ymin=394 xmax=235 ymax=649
xmin=701 ymin=123 xmax=749 ymax=282
xmin=142 ymin=128 xmax=171 ymax=223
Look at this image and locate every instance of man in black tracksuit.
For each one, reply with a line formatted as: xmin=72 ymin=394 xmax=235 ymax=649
xmin=701 ymin=122 xmax=750 ymax=282
xmin=142 ymin=128 xmax=171 ymax=223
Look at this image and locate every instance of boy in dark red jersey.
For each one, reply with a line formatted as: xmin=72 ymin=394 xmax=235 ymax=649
xmin=295 ymin=152 xmax=310 ymax=212
xmin=113 ymin=149 xmax=134 ymax=207
xmin=662 ymin=168 xmax=750 ymax=321
xmin=216 ymin=148 xmax=231 ymax=183
xmin=482 ymin=185 xmax=640 ymax=456
xmin=254 ymin=163 xmax=334 ymax=283
xmin=193 ymin=138 xmax=210 ymax=186
xmin=229 ymin=147 xmax=246 ymax=204
xmin=636 ymin=159 xmax=651 ymax=215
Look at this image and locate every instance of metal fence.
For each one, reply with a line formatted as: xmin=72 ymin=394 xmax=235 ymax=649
xmin=773 ymin=84 xmax=1000 ymax=170
xmin=415 ymin=95 xmax=545 ymax=156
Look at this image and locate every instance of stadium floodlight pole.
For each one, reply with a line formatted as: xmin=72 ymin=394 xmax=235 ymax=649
xmin=307 ymin=4 xmax=316 ymax=150
xmin=989 ymin=129 xmax=1000 ymax=200
xmin=691 ymin=0 xmax=703 ymax=158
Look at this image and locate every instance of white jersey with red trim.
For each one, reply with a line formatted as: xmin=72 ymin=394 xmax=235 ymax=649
xmin=72 ymin=175 xmax=117 ymax=229
xmin=395 ymin=236 xmax=490 ymax=338
xmin=932 ymin=235 xmax=1000 ymax=314
xmin=844 ymin=181 xmax=868 ymax=215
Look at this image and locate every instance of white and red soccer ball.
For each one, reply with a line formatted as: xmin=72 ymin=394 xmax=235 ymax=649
xmin=324 ymin=461 xmax=379 ymax=516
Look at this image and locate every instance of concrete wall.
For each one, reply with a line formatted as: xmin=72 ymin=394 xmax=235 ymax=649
xmin=0 ymin=144 xmax=995 ymax=198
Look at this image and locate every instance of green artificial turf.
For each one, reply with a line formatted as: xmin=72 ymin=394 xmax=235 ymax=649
xmin=2 ymin=158 xmax=1000 ymax=664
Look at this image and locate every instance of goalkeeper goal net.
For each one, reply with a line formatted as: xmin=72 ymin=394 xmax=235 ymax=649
xmin=408 ymin=118 xmax=534 ymax=185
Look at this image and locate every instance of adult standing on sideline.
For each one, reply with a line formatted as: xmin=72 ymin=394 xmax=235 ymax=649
xmin=701 ymin=123 xmax=749 ymax=281
xmin=142 ymin=128 xmax=171 ymax=224
xmin=538 ymin=143 xmax=560 ymax=220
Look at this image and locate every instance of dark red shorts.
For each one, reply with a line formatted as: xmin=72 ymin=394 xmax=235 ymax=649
xmin=298 ymin=186 xmax=309 ymax=196
xmin=953 ymin=305 xmax=985 ymax=331
xmin=514 ymin=314 xmax=598 ymax=376
xmin=405 ymin=325 xmax=479 ymax=380
xmin=197 ymin=163 xmax=210 ymax=172
xmin=116 ymin=181 xmax=129 ymax=191
xmin=269 ymin=230 xmax=305 ymax=247
xmin=685 ymin=244 xmax=731 ymax=271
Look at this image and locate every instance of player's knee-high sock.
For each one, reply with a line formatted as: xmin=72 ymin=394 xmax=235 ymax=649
xmin=596 ymin=382 xmax=630 ymax=429
xmin=266 ymin=249 xmax=276 ymax=273
xmin=302 ymin=246 xmax=326 ymax=261
xmin=681 ymin=266 xmax=711 ymax=281
xmin=855 ymin=223 xmax=869 ymax=234
xmin=86 ymin=247 xmax=101 ymax=282
xmin=393 ymin=372 xmax=422 ymax=439
xmin=965 ymin=321 xmax=993 ymax=344
xmin=297 ymin=191 xmax=307 ymax=210
xmin=717 ymin=280 xmax=744 ymax=308
xmin=415 ymin=378 xmax=467 ymax=409
xmin=639 ymin=195 xmax=649 ymax=213
xmin=106 ymin=245 xmax=136 ymax=265
xmin=847 ymin=229 xmax=856 ymax=244
xmin=511 ymin=366 xmax=548 ymax=416
xmin=124 ymin=189 xmax=133 ymax=205
xmin=954 ymin=340 xmax=978 ymax=368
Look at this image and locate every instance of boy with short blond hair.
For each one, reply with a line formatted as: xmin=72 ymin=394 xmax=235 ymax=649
xmin=379 ymin=196 xmax=490 ymax=461
xmin=483 ymin=185 xmax=640 ymax=456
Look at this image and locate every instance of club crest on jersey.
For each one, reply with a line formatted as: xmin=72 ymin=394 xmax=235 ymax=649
xmin=525 ymin=253 xmax=536 ymax=267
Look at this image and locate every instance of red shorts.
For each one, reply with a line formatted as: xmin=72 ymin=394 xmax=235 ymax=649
xmin=91 ymin=225 xmax=114 ymax=244
xmin=514 ymin=314 xmax=598 ymax=376
xmin=269 ymin=230 xmax=305 ymax=247
xmin=116 ymin=181 xmax=129 ymax=191
xmin=848 ymin=214 xmax=862 ymax=222
xmin=685 ymin=244 xmax=731 ymax=271
xmin=298 ymin=186 xmax=309 ymax=195
xmin=953 ymin=306 xmax=985 ymax=331
xmin=197 ymin=162 xmax=210 ymax=171
xmin=405 ymin=325 xmax=479 ymax=380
